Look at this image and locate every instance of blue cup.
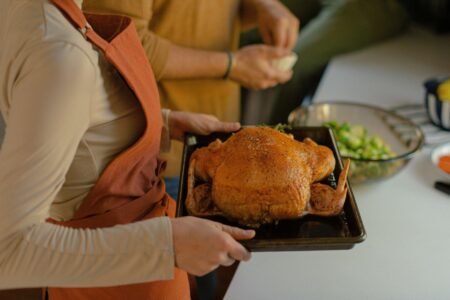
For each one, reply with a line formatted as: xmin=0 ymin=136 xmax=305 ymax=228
xmin=424 ymin=78 xmax=450 ymax=131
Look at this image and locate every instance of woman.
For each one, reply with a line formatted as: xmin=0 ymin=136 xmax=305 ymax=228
xmin=0 ymin=0 xmax=255 ymax=299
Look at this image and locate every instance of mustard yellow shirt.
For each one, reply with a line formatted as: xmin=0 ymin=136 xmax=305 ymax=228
xmin=84 ymin=0 xmax=242 ymax=176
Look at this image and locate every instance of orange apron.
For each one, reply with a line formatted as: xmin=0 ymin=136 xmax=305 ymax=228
xmin=46 ymin=0 xmax=190 ymax=299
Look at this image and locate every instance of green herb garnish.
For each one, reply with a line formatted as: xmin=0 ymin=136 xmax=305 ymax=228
xmin=273 ymin=123 xmax=292 ymax=133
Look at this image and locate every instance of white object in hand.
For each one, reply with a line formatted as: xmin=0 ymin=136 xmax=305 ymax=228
xmin=272 ymin=53 xmax=298 ymax=72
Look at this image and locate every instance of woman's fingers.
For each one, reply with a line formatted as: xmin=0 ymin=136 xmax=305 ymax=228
xmin=226 ymin=240 xmax=252 ymax=262
xmin=171 ymin=217 xmax=254 ymax=276
xmin=218 ymin=224 xmax=254 ymax=262
xmin=212 ymin=121 xmax=241 ymax=133
xmin=168 ymin=111 xmax=241 ymax=140
xmin=219 ymin=253 xmax=236 ymax=267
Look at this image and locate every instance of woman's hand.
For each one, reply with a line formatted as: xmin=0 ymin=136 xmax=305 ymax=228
xmin=231 ymin=44 xmax=293 ymax=90
xmin=254 ymin=0 xmax=299 ymax=50
xmin=168 ymin=111 xmax=240 ymax=142
xmin=171 ymin=216 xmax=255 ymax=276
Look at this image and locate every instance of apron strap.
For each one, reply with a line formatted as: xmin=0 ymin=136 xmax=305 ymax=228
xmin=50 ymin=0 xmax=109 ymax=51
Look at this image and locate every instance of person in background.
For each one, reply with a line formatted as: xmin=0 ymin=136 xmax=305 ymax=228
xmin=241 ymin=0 xmax=450 ymax=125
xmin=0 ymin=0 xmax=256 ymax=299
xmin=82 ymin=0 xmax=299 ymax=199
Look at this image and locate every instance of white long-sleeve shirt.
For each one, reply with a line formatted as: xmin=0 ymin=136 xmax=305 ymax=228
xmin=0 ymin=0 xmax=175 ymax=288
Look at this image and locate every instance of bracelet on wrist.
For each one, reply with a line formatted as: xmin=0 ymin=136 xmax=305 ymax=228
xmin=223 ymin=51 xmax=234 ymax=80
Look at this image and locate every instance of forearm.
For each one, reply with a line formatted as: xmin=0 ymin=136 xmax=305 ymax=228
xmin=0 ymin=219 xmax=174 ymax=288
xmin=162 ymin=43 xmax=229 ymax=80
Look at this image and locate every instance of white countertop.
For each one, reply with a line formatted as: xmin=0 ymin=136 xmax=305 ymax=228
xmin=225 ymin=27 xmax=450 ymax=300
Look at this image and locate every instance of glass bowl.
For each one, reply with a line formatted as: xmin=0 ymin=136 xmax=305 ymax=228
xmin=288 ymin=102 xmax=425 ymax=185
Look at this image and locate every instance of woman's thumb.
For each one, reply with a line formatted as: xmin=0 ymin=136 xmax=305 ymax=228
xmin=216 ymin=121 xmax=241 ymax=133
xmin=220 ymin=224 xmax=255 ymax=240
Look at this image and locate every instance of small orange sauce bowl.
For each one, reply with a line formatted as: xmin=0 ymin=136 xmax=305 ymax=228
xmin=431 ymin=142 xmax=450 ymax=178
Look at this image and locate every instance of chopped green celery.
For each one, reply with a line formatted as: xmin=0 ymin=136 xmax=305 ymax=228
xmin=370 ymin=136 xmax=384 ymax=148
xmin=323 ymin=120 xmax=396 ymax=160
xmin=349 ymin=125 xmax=366 ymax=138
xmin=348 ymin=136 xmax=363 ymax=149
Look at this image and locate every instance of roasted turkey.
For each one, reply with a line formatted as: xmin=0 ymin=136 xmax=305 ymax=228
xmin=185 ymin=127 xmax=350 ymax=227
